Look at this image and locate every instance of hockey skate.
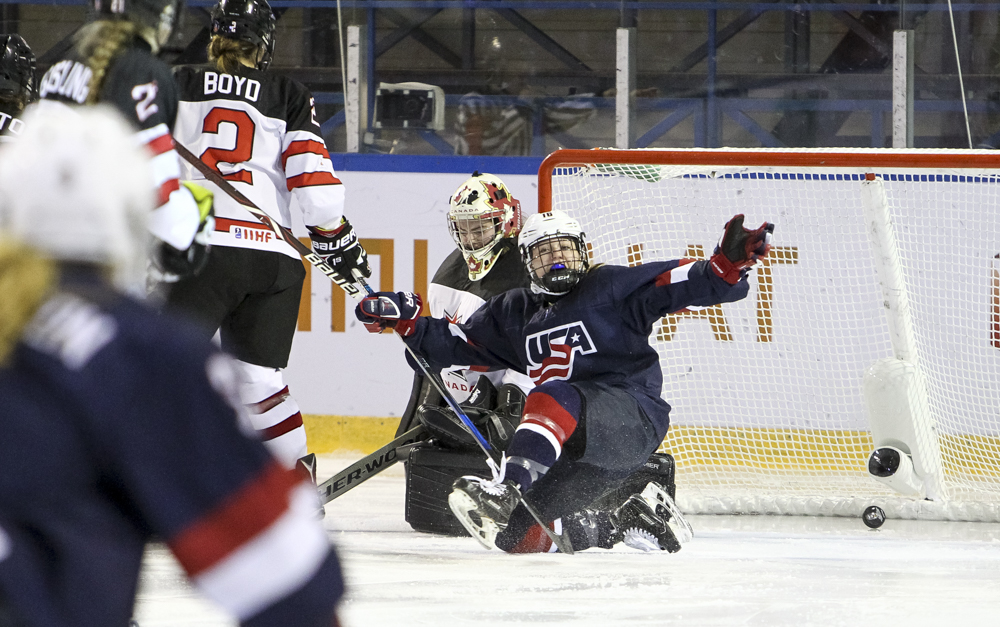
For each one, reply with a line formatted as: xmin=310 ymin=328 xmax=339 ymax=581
xmin=447 ymin=475 xmax=521 ymax=550
xmin=611 ymin=482 xmax=693 ymax=553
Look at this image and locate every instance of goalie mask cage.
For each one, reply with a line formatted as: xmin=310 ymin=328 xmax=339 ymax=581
xmin=539 ymin=148 xmax=1000 ymax=522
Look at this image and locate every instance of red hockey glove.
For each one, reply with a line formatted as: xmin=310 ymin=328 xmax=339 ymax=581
xmin=309 ymin=217 xmax=372 ymax=282
xmin=355 ymin=291 xmax=423 ymax=337
xmin=709 ymin=214 xmax=775 ymax=284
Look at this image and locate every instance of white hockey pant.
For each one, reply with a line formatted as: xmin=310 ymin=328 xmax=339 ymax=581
xmin=234 ymin=360 xmax=307 ymax=469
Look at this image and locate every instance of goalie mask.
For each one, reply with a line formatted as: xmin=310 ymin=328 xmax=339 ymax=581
xmin=0 ymin=105 xmax=154 ymax=292
xmin=448 ymin=172 xmax=522 ymax=281
xmin=518 ymin=209 xmax=589 ymax=297
xmin=211 ymin=0 xmax=277 ymax=71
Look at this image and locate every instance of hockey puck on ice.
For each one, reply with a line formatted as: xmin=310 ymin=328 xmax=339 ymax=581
xmin=862 ymin=505 xmax=885 ymax=529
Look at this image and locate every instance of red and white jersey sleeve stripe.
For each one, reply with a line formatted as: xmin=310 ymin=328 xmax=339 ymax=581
xmin=281 ymin=128 xmax=345 ymax=229
xmin=136 ymin=123 xmax=200 ymax=250
xmin=168 ymin=461 xmax=330 ymax=620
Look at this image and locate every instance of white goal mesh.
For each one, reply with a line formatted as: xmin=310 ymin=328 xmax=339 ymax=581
xmin=541 ymin=148 xmax=1000 ymax=521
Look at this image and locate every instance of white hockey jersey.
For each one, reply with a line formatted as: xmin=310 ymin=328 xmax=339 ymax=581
xmin=173 ymin=66 xmax=345 ymax=258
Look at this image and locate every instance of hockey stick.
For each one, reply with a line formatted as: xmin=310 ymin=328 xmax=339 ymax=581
xmin=175 ymin=143 xmax=573 ymax=553
xmin=318 ymin=425 xmax=428 ymax=504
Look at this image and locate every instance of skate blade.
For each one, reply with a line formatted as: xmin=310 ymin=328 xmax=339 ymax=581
xmin=448 ymin=489 xmax=500 ymax=551
xmin=622 ymin=527 xmax=662 ymax=552
xmin=641 ymin=482 xmax=694 ymax=545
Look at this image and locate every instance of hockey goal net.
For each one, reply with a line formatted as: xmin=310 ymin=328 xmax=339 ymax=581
xmin=539 ymin=148 xmax=1000 ymax=521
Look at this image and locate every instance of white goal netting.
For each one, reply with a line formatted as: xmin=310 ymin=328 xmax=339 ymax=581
xmin=543 ymin=148 xmax=1000 ymax=521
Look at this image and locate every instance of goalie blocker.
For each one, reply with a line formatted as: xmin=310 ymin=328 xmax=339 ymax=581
xmin=402 ymin=377 xmax=678 ymax=536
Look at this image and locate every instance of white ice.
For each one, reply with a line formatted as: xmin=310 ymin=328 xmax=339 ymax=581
xmin=134 ymin=455 xmax=1000 ymax=627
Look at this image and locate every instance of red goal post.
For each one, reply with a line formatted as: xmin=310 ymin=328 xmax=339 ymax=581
xmin=538 ymin=148 xmax=1000 ymax=521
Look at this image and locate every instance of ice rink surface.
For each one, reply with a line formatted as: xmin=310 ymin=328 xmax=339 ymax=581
xmin=134 ymin=454 xmax=1000 ymax=627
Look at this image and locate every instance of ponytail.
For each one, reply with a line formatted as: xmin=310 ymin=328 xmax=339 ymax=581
xmin=0 ymin=239 xmax=56 ymax=366
xmin=76 ymin=20 xmax=142 ymax=106
xmin=207 ymin=35 xmax=259 ymax=74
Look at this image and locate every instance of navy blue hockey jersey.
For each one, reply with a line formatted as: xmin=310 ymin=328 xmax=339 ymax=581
xmin=0 ymin=271 xmax=342 ymax=627
xmin=404 ymin=259 xmax=749 ymax=438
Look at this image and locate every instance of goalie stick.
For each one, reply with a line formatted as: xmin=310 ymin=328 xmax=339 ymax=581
xmin=175 ymin=143 xmax=575 ymax=554
xmin=318 ymin=425 xmax=428 ymax=503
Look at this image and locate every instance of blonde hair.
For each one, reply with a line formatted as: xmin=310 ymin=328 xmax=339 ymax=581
xmin=76 ymin=20 xmax=144 ymax=106
xmin=207 ymin=35 xmax=259 ymax=74
xmin=0 ymin=239 xmax=56 ymax=366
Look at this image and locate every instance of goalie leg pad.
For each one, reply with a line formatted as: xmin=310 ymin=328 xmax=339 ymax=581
xmin=404 ymin=445 xmax=492 ymax=536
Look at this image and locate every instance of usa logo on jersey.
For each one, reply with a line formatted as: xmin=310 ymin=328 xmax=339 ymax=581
xmin=525 ymin=321 xmax=596 ymax=384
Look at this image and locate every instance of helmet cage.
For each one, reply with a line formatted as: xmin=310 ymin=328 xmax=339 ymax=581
xmin=0 ymin=35 xmax=35 ymax=108
xmin=448 ymin=174 xmax=522 ymax=281
xmin=524 ymin=234 xmax=588 ymax=295
xmin=211 ymin=0 xmax=277 ymax=70
xmin=92 ymin=0 xmax=186 ymax=50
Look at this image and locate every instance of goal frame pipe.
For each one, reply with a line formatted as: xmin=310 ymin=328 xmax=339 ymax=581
xmin=537 ymin=148 xmax=1000 ymax=213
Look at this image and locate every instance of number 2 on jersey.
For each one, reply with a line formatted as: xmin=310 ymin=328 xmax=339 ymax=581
xmin=200 ymin=107 xmax=255 ymax=184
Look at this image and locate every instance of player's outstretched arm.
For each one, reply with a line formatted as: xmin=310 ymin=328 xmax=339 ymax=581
xmin=354 ymin=291 xmax=519 ymax=373
xmin=620 ymin=215 xmax=774 ymax=328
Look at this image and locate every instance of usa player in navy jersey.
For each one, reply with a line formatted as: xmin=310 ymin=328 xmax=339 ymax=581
xmin=168 ymin=0 xmax=371 ymax=487
xmin=357 ymin=208 xmax=773 ymax=553
xmin=0 ymin=106 xmax=344 ymax=626
xmin=37 ymin=0 xmax=212 ymax=283
xmin=0 ymin=35 xmax=34 ymax=143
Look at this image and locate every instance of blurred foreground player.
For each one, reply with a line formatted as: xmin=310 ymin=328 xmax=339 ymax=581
xmin=0 ymin=107 xmax=343 ymax=626
xmin=357 ymin=209 xmax=773 ymax=553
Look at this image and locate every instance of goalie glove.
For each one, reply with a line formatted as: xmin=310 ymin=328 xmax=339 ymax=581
xmin=709 ymin=214 xmax=775 ymax=285
xmin=153 ymin=181 xmax=215 ymax=283
xmin=308 ymin=217 xmax=372 ymax=283
xmin=355 ymin=291 xmax=423 ymax=337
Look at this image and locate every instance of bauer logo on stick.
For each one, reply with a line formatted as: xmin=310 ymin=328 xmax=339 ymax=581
xmin=525 ymin=321 xmax=596 ymax=384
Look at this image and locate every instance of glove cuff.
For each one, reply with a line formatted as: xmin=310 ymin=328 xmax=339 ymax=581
xmin=709 ymin=252 xmax=744 ymax=285
xmin=396 ymin=318 xmax=418 ymax=337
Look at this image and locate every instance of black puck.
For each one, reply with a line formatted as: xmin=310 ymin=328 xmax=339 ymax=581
xmin=863 ymin=505 xmax=886 ymax=529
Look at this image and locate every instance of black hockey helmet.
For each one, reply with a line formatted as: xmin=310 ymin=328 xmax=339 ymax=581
xmin=0 ymin=34 xmax=36 ymax=109
xmin=210 ymin=0 xmax=276 ymax=70
xmin=91 ymin=0 xmax=186 ymax=50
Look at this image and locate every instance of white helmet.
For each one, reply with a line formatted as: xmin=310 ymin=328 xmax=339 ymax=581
xmin=448 ymin=172 xmax=521 ymax=281
xmin=517 ymin=209 xmax=589 ymax=296
xmin=0 ymin=105 xmax=154 ymax=292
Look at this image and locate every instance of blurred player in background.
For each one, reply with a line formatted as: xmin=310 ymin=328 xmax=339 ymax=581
xmin=168 ymin=0 xmax=371 ymax=485
xmin=0 ymin=106 xmax=343 ymax=627
xmin=37 ymin=0 xmax=213 ymax=283
xmin=0 ymin=34 xmax=35 ymax=142
xmin=357 ymin=209 xmax=773 ymax=554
